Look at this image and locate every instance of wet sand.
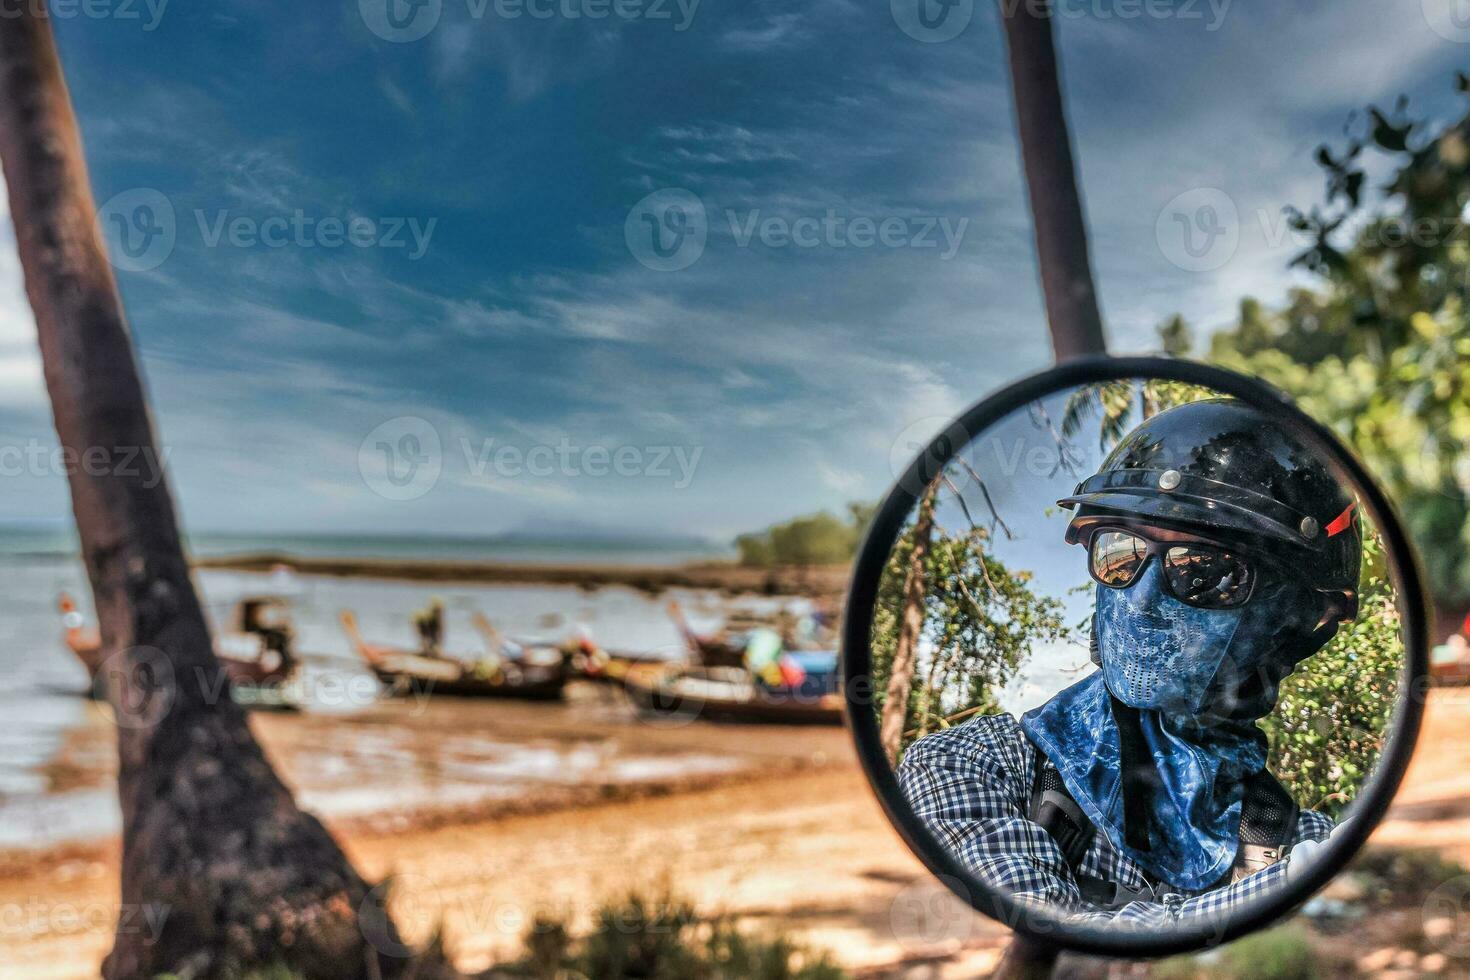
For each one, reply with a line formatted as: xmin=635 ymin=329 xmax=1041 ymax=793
xmin=7 ymin=689 xmax=1470 ymax=979
xmin=0 ymin=681 xmax=1006 ymax=980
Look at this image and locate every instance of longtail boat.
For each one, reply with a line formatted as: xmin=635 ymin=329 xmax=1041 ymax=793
xmin=565 ymin=631 xmax=674 ymax=685
xmin=622 ymin=663 xmax=844 ymax=725
xmin=1432 ymin=637 xmax=1470 ymax=686
xmin=339 ymin=610 xmax=567 ymax=700
xmin=664 ymin=600 xmax=754 ymax=669
xmin=59 ymin=592 xmax=300 ymax=695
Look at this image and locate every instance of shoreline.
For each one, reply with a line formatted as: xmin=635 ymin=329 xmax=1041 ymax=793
xmin=0 ymin=760 xmax=830 ymax=881
xmin=194 ymin=553 xmax=852 ymax=598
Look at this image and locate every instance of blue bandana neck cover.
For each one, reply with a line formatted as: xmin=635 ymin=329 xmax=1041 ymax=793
xmin=1021 ymin=562 xmax=1310 ymax=891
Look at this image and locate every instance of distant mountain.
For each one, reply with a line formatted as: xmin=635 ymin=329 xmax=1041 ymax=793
xmin=483 ymin=526 xmax=719 ymax=551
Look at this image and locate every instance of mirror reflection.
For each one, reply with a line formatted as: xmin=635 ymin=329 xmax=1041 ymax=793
xmin=872 ymin=380 xmax=1405 ymax=927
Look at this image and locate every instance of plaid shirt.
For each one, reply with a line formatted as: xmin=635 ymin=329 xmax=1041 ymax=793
xmin=897 ymin=713 xmax=1333 ymax=927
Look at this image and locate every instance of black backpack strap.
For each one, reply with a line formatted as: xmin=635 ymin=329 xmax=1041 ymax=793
xmin=1231 ymin=769 xmax=1300 ymax=882
xmin=1028 ymin=746 xmax=1096 ymax=872
xmin=1029 ymin=747 xmax=1165 ymax=908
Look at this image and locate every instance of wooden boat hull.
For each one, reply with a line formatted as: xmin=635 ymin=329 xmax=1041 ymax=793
xmin=567 ymin=640 xmax=676 ymax=686
xmin=68 ymin=638 xmax=296 ymax=694
xmin=341 ymin=611 xmax=568 ymax=701
xmin=366 ymin=657 xmax=567 ymax=700
xmin=623 ymin=668 xmax=843 ymax=725
xmin=61 ymin=592 xmax=299 ymax=700
xmin=1432 ymin=661 xmax=1470 ymax=686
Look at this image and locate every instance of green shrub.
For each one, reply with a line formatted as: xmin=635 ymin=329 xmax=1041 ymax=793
xmin=1261 ymin=564 xmax=1402 ymax=818
xmin=1346 ymin=846 xmax=1470 ymax=906
xmin=505 ymin=892 xmax=847 ymax=980
xmin=1153 ymin=924 xmax=1317 ymax=980
xmin=575 ymin=893 xmax=701 ymax=979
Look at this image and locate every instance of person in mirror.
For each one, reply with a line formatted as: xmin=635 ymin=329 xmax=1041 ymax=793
xmin=897 ymin=399 xmax=1362 ymax=924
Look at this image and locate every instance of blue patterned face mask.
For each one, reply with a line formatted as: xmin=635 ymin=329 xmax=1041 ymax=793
xmin=1098 ymin=561 xmax=1258 ymax=716
xmin=1022 ymin=560 xmax=1318 ymax=891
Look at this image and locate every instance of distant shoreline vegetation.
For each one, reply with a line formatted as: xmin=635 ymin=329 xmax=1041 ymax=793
xmin=0 ymin=523 xmax=851 ymax=596
xmin=734 ymin=503 xmax=874 ymax=567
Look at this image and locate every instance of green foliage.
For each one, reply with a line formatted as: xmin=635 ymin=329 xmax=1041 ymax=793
xmin=1260 ymin=573 xmax=1401 ymax=817
xmin=1153 ymin=924 xmax=1318 ymax=980
xmin=699 ymin=925 xmax=846 ymax=980
xmin=576 ymin=894 xmax=702 ymax=978
xmin=1059 ymin=378 xmax=1220 ymax=450
xmin=1346 ymin=845 xmax=1470 ymax=906
xmin=870 ymin=484 xmax=1070 ymax=757
xmin=736 ymin=503 xmax=872 ymax=567
xmin=506 ymin=892 xmax=846 ymax=980
xmin=175 ymin=894 xmax=846 ymax=980
xmin=1173 ymin=73 xmax=1470 ymax=617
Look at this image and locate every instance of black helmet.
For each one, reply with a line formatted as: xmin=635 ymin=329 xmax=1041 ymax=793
xmin=1059 ymin=398 xmax=1360 ymax=623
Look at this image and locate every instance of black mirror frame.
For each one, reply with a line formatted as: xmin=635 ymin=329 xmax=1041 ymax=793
xmin=841 ymin=355 xmax=1430 ymax=958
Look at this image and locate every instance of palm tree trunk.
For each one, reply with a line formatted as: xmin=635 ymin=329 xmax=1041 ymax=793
xmin=0 ymin=10 xmax=413 ymax=978
xmin=1001 ymin=0 xmax=1107 ymax=361
xmin=996 ymin=2 xmax=1106 ymax=977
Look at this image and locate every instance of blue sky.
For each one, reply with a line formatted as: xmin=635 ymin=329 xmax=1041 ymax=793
xmin=0 ymin=0 xmax=1466 ymax=544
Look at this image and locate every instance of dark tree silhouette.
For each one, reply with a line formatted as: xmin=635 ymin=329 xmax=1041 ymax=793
xmin=1001 ymin=0 xmax=1107 ymax=362
xmin=0 ymin=9 xmax=419 ymax=978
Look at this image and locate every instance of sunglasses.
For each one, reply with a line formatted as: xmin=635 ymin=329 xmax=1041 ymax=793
xmin=1087 ymin=527 xmax=1256 ymax=610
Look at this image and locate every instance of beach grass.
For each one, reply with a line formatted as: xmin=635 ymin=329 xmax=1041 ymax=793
xmin=502 ymin=891 xmax=847 ymax=979
xmin=157 ymin=891 xmax=846 ymax=980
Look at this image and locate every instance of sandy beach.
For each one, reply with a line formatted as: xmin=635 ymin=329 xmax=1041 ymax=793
xmin=5 ymin=680 xmax=1470 ymax=979
xmin=0 ymin=686 xmax=1005 ymax=980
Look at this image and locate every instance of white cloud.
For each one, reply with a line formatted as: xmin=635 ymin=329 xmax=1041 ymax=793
xmin=815 ymin=460 xmax=865 ymax=496
xmin=0 ymin=177 xmax=47 ymax=413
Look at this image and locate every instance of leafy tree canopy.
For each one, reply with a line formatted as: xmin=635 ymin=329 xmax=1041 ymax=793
xmin=736 ymin=503 xmax=875 ymax=566
xmin=1168 ymin=73 xmax=1470 ymax=621
xmin=871 ymin=485 xmax=1070 ymax=759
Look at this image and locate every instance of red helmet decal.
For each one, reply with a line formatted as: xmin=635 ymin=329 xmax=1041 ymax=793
xmin=1325 ymin=501 xmax=1357 ymax=537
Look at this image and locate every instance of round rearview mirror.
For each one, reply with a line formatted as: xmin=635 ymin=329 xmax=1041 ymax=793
xmin=842 ymin=357 xmax=1428 ymax=957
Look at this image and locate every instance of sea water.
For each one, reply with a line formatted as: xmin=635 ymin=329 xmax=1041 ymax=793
xmin=0 ymin=528 xmax=771 ymax=850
